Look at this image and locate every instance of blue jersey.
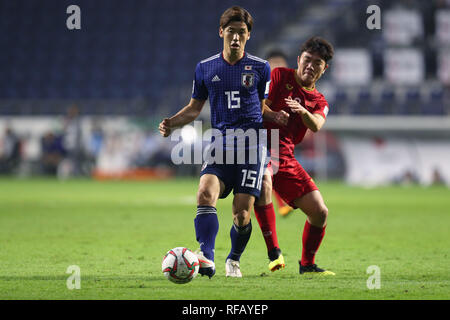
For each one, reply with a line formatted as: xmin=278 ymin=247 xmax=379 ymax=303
xmin=192 ymin=52 xmax=271 ymax=134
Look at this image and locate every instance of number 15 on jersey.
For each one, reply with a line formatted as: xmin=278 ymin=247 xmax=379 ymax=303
xmin=225 ymin=91 xmax=240 ymax=109
xmin=241 ymin=169 xmax=257 ymax=188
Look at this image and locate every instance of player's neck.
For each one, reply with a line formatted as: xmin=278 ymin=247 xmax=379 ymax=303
xmin=222 ymin=50 xmax=245 ymax=65
xmin=294 ymin=69 xmax=315 ymax=91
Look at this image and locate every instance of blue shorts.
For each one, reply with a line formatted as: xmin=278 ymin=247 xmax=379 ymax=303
xmin=200 ymin=142 xmax=269 ymax=199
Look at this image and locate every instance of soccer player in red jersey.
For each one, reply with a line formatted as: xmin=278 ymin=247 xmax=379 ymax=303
xmin=254 ymin=37 xmax=336 ymax=275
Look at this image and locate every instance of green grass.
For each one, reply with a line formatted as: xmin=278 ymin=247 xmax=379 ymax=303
xmin=0 ymin=177 xmax=449 ymax=300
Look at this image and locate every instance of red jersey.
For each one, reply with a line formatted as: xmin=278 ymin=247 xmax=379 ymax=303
xmin=265 ymin=67 xmax=329 ymax=159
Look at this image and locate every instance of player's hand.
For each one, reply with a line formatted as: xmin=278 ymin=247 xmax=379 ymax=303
xmin=272 ymin=110 xmax=290 ymax=126
xmin=159 ymin=118 xmax=172 ymax=137
xmin=285 ymin=98 xmax=307 ymax=115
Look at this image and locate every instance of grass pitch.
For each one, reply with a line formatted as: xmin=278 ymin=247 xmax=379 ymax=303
xmin=0 ymin=177 xmax=449 ymax=300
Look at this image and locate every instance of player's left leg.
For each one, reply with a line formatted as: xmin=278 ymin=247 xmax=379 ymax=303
xmin=225 ymin=192 xmax=254 ymax=277
xmin=293 ymin=190 xmax=335 ymax=275
xmin=294 ymin=189 xmax=328 ymax=228
xmin=225 ymin=139 xmax=268 ymax=277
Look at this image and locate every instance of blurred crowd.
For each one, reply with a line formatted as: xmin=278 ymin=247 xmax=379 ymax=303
xmin=0 ymin=127 xmax=21 ymax=174
xmin=0 ymin=105 xmax=91 ymax=177
xmin=0 ymin=104 xmax=179 ymax=178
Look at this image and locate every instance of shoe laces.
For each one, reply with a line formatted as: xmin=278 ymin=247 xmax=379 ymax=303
xmin=229 ymin=260 xmax=240 ymax=272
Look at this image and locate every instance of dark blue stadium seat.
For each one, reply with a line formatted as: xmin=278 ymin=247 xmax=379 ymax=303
xmin=350 ymin=89 xmax=372 ymax=114
xmin=372 ymin=88 xmax=396 ymax=115
xmin=397 ymin=88 xmax=422 ymax=115
xmin=422 ymin=88 xmax=445 ymax=115
xmin=331 ymin=90 xmax=350 ymax=114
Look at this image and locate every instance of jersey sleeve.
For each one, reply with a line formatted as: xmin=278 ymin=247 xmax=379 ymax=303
xmin=267 ymin=67 xmax=282 ymax=103
xmin=258 ymin=62 xmax=271 ymax=100
xmin=191 ymin=62 xmax=208 ymax=101
xmin=312 ymin=96 xmax=330 ymax=119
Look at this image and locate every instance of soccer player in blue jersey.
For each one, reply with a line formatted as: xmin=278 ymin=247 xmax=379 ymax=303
xmin=159 ymin=6 xmax=271 ymax=278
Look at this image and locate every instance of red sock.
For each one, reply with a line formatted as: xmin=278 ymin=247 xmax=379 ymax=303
xmin=301 ymin=221 xmax=326 ymax=266
xmin=273 ymin=191 xmax=286 ymax=208
xmin=254 ymin=203 xmax=279 ymax=252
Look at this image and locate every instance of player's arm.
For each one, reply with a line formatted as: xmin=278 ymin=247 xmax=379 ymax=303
xmin=284 ymin=98 xmax=325 ymax=132
xmin=260 ymin=67 xmax=289 ymax=126
xmin=262 ymin=99 xmax=290 ymax=126
xmin=159 ymin=98 xmax=206 ymax=137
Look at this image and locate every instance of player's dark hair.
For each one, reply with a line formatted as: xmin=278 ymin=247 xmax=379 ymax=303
xmin=220 ymin=6 xmax=253 ymax=32
xmin=266 ymin=50 xmax=288 ymax=61
xmin=300 ymin=36 xmax=334 ymax=63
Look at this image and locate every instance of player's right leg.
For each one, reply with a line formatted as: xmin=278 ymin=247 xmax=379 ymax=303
xmin=254 ymin=172 xmax=285 ymax=272
xmin=194 ymin=173 xmax=225 ymax=278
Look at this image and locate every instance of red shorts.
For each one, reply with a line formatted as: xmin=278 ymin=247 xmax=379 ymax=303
xmin=267 ymin=158 xmax=318 ymax=208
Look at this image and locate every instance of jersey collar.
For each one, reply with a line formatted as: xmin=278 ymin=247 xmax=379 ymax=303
xmin=221 ymin=51 xmax=246 ymax=66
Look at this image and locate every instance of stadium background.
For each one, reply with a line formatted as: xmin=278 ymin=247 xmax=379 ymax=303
xmin=0 ymin=0 xmax=449 ymax=185
xmin=0 ymin=0 xmax=449 ymax=301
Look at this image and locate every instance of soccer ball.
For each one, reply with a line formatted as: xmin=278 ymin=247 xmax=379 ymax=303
xmin=161 ymin=247 xmax=199 ymax=284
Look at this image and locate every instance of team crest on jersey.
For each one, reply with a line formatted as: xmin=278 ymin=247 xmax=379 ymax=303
xmin=305 ymin=100 xmax=317 ymax=108
xmin=242 ymin=73 xmax=254 ymax=88
xmin=286 ymin=83 xmax=293 ymax=90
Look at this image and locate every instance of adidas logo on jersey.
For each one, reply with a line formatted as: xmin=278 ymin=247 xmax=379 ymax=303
xmin=212 ymin=75 xmax=221 ymax=82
